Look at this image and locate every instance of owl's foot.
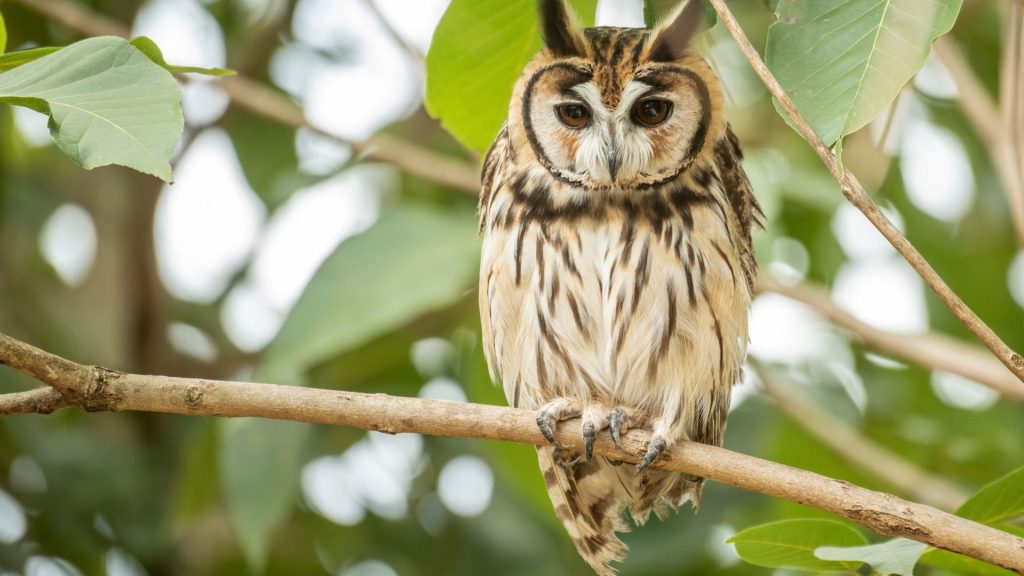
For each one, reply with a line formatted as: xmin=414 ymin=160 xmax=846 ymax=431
xmin=535 ymin=398 xmax=582 ymax=450
xmin=637 ymin=435 xmax=668 ymax=474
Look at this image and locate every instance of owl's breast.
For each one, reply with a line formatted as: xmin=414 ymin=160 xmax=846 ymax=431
xmin=480 ymin=201 xmax=750 ymax=419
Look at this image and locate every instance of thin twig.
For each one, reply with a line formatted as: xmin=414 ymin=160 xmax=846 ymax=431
xmin=9 ymin=0 xmax=481 ymax=195
xmin=934 ymin=36 xmax=1024 ymax=247
xmin=0 ymin=331 xmax=1022 ymax=572
xmin=359 ymin=0 xmax=425 ymax=64
xmin=708 ymin=0 xmax=1024 ymax=383
xmin=750 ymin=358 xmax=969 ymax=511
xmin=1002 ymin=0 xmax=1024 ymax=245
xmin=0 ymin=387 xmax=67 ymax=415
xmin=757 ymin=275 xmax=1024 ymax=400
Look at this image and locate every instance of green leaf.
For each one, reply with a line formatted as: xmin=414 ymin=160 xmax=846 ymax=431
xmin=225 ymin=110 xmax=300 ymax=209
xmin=425 ymin=0 xmax=596 ymax=152
xmin=173 ymin=423 xmax=221 ymax=532
xmin=0 ymin=10 xmax=7 ymax=56
xmin=129 ymin=36 xmax=236 ymax=76
xmin=956 ymin=466 xmax=1024 ymax=525
xmin=815 ymin=538 xmax=928 ymax=576
xmin=0 ymin=36 xmax=182 ymax=181
xmin=220 ymin=418 xmax=309 ymax=569
xmin=728 ymin=519 xmax=867 ymax=572
xmin=258 ymin=203 xmax=480 ymax=385
xmin=0 ymin=47 xmax=62 ymax=72
xmin=920 ymin=549 xmax=1017 ymax=576
xmin=765 ymin=0 xmax=962 ymax=145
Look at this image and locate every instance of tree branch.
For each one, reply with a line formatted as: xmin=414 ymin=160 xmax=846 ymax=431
xmin=1001 ymin=0 xmax=1024 ymax=245
xmin=934 ymin=35 xmax=1024 ymax=247
xmin=708 ymin=0 xmax=1024 ymax=383
xmin=750 ymin=358 xmax=970 ymax=512
xmin=1 ymin=331 xmax=1022 ymax=572
xmin=9 ymin=0 xmax=481 ymax=195
xmin=0 ymin=387 xmax=67 ymax=415
xmin=757 ymin=275 xmax=1024 ymax=400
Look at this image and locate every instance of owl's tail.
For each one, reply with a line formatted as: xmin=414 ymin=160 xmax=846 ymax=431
xmin=538 ymin=446 xmax=705 ymax=575
xmin=537 ymin=446 xmax=631 ymax=576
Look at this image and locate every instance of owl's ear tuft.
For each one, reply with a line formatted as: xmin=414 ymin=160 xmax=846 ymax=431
xmin=539 ymin=0 xmax=586 ymax=58
xmin=646 ymin=0 xmax=703 ymax=62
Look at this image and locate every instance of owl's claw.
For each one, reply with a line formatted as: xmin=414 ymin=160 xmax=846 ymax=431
xmin=535 ymin=399 xmax=581 ymax=450
xmin=537 ymin=412 xmax=571 ymax=450
xmin=637 ymin=436 xmax=667 ymax=473
xmin=582 ymin=422 xmax=596 ymax=461
xmin=609 ymin=408 xmax=629 ymax=448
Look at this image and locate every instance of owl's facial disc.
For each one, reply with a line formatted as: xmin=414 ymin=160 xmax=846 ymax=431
xmin=522 ymin=59 xmax=710 ymax=190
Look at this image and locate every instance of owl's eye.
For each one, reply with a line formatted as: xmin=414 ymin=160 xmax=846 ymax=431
xmin=632 ymin=98 xmax=673 ymax=127
xmin=555 ymin=103 xmax=591 ymax=128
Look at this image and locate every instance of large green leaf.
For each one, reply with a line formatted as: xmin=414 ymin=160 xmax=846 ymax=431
xmin=728 ymin=518 xmax=867 ymax=572
xmin=0 ymin=36 xmax=182 ymax=181
xmin=220 ymin=418 xmax=308 ymax=569
xmin=425 ymin=0 xmax=597 ymax=152
xmin=257 ymin=204 xmax=480 ymax=383
xmin=956 ymin=466 xmax=1024 ymax=525
xmin=765 ymin=0 xmax=962 ymax=145
xmin=815 ymin=538 xmax=927 ymax=576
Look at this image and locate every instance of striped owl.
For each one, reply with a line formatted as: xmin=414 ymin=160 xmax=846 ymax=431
xmin=478 ymin=1 xmax=761 ymax=573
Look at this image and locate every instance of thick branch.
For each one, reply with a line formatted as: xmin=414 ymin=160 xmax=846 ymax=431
xmin=1 ymin=332 xmax=1023 ymax=572
xmin=9 ymin=0 xmax=481 ymax=195
xmin=708 ymin=0 xmax=1024 ymax=383
xmin=751 ymin=359 xmax=969 ymax=511
xmin=758 ymin=275 xmax=1024 ymax=400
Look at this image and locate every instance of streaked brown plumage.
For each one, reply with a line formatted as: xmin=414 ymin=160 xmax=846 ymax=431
xmin=478 ymin=1 xmax=761 ymax=573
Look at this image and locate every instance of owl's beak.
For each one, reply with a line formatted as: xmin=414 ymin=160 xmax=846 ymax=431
xmin=606 ymin=150 xmax=620 ymax=182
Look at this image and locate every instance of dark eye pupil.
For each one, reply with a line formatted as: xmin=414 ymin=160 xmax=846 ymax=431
xmin=557 ymin=103 xmax=590 ymax=127
xmin=642 ymin=101 xmax=662 ymax=118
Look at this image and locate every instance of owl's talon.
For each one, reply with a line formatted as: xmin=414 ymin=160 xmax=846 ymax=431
xmin=582 ymin=422 xmax=596 ymax=461
xmin=609 ymin=408 xmax=629 ymax=448
xmin=637 ymin=436 xmax=667 ymax=473
xmin=536 ymin=412 xmax=571 ymax=449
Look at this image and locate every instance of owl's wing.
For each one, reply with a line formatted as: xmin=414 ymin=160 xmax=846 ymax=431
xmin=716 ymin=125 xmax=764 ymax=290
xmin=478 ymin=125 xmax=511 ymax=387
xmin=478 ymin=124 xmax=510 ymax=232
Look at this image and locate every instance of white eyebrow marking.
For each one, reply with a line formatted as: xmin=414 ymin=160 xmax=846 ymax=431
xmin=616 ymin=80 xmax=655 ymax=116
xmin=570 ymin=82 xmax=611 ymax=120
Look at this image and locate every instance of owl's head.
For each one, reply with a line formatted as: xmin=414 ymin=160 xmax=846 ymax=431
xmin=508 ymin=0 xmax=724 ymax=191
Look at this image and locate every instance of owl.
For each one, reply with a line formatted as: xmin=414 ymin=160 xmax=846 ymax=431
xmin=477 ymin=0 xmax=760 ymax=573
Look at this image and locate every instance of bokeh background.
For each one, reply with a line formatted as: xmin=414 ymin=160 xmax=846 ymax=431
xmin=0 ymin=0 xmax=1022 ymax=575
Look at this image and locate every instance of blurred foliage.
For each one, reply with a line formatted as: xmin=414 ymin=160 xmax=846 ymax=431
xmin=0 ymin=1 xmax=1022 ymax=576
